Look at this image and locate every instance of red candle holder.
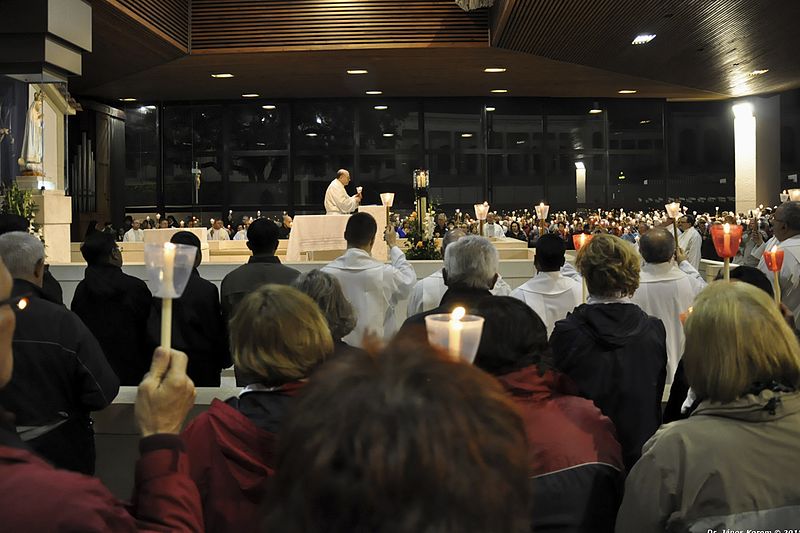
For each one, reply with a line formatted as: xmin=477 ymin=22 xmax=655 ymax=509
xmin=572 ymin=233 xmax=593 ymax=251
xmin=709 ymin=223 xmax=743 ymax=259
xmin=764 ymin=247 xmax=785 ymax=272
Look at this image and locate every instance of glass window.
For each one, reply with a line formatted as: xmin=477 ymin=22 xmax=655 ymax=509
xmin=490 ymin=153 xmax=544 ymax=207
xmin=359 ymin=101 xmax=420 ymax=152
xmin=607 ymin=100 xmax=664 ymax=151
xmin=229 ymin=155 xmax=288 ymax=206
xmin=425 ymin=152 xmax=484 ymax=207
xmin=359 ymin=153 xmax=422 ymax=207
xmin=424 ymin=100 xmax=482 ymax=151
xmin=488 ymin=103 xmax=543 ymax=150
xmin=294 ymin=102 xmax=354 ymax=151
xmin=545 ymin=100 xmax=605 ymax=151
xmin=124 ymin=105 xmax=159 ymax=206
xmin=294 ymin=154 xmax=355 ymax=207
xmin=609 ymin=153 xmax=667 ymax=209
xmin=548 ymin=152 xmax=607 ymax=209
xmin=230 ymin=104 xmax=289 ymax=151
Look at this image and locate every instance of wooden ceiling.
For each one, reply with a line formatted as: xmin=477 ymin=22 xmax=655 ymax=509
xmin=71 ymin=0 xmax=800 ymax=101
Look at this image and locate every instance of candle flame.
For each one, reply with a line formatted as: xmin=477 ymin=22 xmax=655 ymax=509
xmin=17 ymin=298 xmax=28 ymax=311
xmin=723 ymin=223 xmax=730 ymax=234
xmin=451 ymin=306 xmax=466 ymax=321
xmin=771 ymin=245 xmax=779 ymax=254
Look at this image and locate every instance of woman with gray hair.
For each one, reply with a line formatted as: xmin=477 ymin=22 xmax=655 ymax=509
xmin=293 ymin=269 xmax=364 ymax=357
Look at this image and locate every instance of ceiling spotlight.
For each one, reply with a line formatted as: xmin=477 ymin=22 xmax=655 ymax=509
xmin=749 ymin=69 xmax=769 ymax=76
xmin=516 ymin=140 xmax=526 ymax=145
xmin=461 ymin=133 xmax=473 ymax=138
xmin=485 ymin=106 xmax=496 ymax=112
xmin=732 ymin=102 xmax=754 ymax=119
xmin=365 ymin=90 xmax=383 ymax=95
xmin=484 ymin=67 xmax=507 ymax=73
xmin=640 ymin=120 xmax=652 ymax=124
xmin=382 ymin=133 xmax=395 ymax=137
xmin=242 ymin=93 xmax=260 ymax=98
xmin=306 ymin=132 xmax=318 ymax=137
xmin=618 ymin=89 xmax=638 ymax=94
xmin=374 ymin=105 xmax=389 ymax=110
xmin=347 ymin=69 xmax=368 ymax=75
xmin=589 ymin=102 xmax=603 ymax=114
xmin=491 ymin=89 xmax=509 ymax=93
xmin=211 ymin=73 xmax=234 ymax=78
xmin=632 ymin=34 xmax=656 ymax=45
xmin=262 ymin=105 xmax=276 ymax=110
xmin=119 ymin=98 xmax=137 ymax=102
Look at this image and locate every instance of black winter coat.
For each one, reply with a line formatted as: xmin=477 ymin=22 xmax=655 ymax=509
xmin=71 ymin=264 xmax=153 ymax=385
xmin=550 ymin=302 xmax=667 ymax=470
xmin=0 ymin=280 xmax=119 ymax=474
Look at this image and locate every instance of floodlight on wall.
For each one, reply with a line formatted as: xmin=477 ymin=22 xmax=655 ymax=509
xmin=732 ymin=102 xmax=754 ymax=119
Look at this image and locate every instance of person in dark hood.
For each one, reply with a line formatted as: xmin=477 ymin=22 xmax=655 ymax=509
xmin=181 ymin=284 xmax=333 ymax=533
xmin=0 ymin=213 xmax=62 ymax=305
xmin=550 ymin=233 xmax=667 ymax=470
xmin=147 ymin=231 xmax=231 ymax=386
xmin=72 ymin=232 xmax=153 ymax=385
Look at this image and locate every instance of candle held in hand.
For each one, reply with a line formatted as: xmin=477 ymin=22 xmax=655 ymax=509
xmin=449 ymin=306 xmax=466 ymax=358
xmin=723 ymin=223 xmax=731 ymax=256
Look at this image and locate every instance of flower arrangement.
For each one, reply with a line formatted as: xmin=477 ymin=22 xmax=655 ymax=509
xmin=403 ymin=202 xmax=442 ymax=260
xmin=0 ymin=182 xmax=41 ymax=239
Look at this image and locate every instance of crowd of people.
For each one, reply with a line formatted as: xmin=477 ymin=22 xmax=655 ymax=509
xmin=1 ymin=199 xmax=799 ymax=531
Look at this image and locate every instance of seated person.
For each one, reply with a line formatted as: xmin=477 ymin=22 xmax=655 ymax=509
xmin=474 ymin=296 xmax=624 ymax=533
xmin=181 ymin=284 xmax=333 ymax=533
xmin=262 ymin=338 xmax=531 ymax=533
xmin=617 ymin=282 xmax=800 ymax=532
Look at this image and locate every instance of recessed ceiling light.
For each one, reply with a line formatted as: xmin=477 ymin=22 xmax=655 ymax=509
xmin=211 ymin=73 xmax=234 ymax=78
xmin=632 ymin=34 xmax=656 ymax=45
xmin=382 ymin=133 xmax=395 ymax=137
xmin=306 ymin=132 xmax=318 ymax=137
xmin=484 ymin=67 xmax=507 ymax=73
xmin=119 ymin=98 xmax=137 ymax=102
xmin=144 ymin=105 xmax=156 ymax=110
xmin=618 ymin=89 xmax=638 ymax=94
xmin=242 ymin=93 xmax=260 ymax=98
xmin=365 ymin=90 xmax=383 ymax=95
xmin=256 ymin=142 xmax=266 ymax=146
xmin=347 ymin=69 xmax=368 ymax=75
xmin=516 ymin=140 xmax=526 ymax=145
xmin=749 ymin=69 xmax=769 ymax=76
xmin=461 ymin=133 xmax=473 ymax=138
xmin=491 ymin=89 xmax=508 ymax=93
xmin=589 ymin=108 xmax=603 ymax=114
xmin=640 ymin=120 xmax=652 ymax=124
xmin=262 ymin=105 xmax=276 ymax=110
xmin=374 ymin=105 xmax=388 ymax=110
xmin=485 ymin=106 xmax=496 ymax=112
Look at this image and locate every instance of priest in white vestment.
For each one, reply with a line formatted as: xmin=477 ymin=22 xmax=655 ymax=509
xmin=324 ymin=169 xmax=362 ymax=214
xmin=208 ymin=220 xmax=230 ymax=241
xmin=510 ymin=234 xmax=582 ymax=337
xmin=632 ymin=228 xmax=706 ymax=384
xmin=322 ymin=212 xmax=416 ymax=346
xmin=406 ymin=229 xmax=512 ymax=315
xmin=483 ymin=213 xmax=506 ymax=238
xmin=676 ymin=215 xmax=703 ymax=271
xmin=753 ymin=201 xmax=800 ymax=322
xmin=123 ymin=220 xmax=144 ymax=242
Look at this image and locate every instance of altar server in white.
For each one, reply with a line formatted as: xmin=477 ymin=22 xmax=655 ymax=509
xmin=632 ymin=228 xmax=706 ymax=384
xmin=676 ymin=215 xmax=703 ymax=271
xmin=324 ymin=169 xmax=362 ymax=214
xmin=483 ymin=213 xmax=506 ymax=238
xmin=754 ymin=201 xmax=800 ymax=322
xmin=322 ymin=212 xmax=416 ymax=346
xmin=123 ymin=219 xmax=144 ymax=242
xmin=208 ymin=219 xmax=230 ymax=241
xmin=510 ymin=234 xmax=581 ymax=337
xmin=406 ymin=229 xmax=511 ymax=315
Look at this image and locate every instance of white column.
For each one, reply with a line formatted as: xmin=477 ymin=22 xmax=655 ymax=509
xmin=575 ymin=162 xmax=586 ymax=204
xmin=734 ymin=96 xmax=780 ymax=213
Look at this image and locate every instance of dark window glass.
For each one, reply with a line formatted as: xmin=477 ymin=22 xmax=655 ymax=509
xmin=548 ymin=152 xmax=606 ymax=208
xmin=490 ymin=153 xmax=544 ymax=207
xmin=609 ymin=153 xmax=666 ymax=209
xmin=229 ymin=155 xmax=288 ymax=206
xmin=294 ymin=102 xmax=354 ymax=151
xmin=124 ymin=105 xmax=159 ymax=206
xmin=424 ymin=100 xmax=482 ymax=151
xmin=294 ymin=154 xmax=354 ymax=208
xmin=488 ymin=113 xmax=543 ymax=150
xmin=230 ymin=104 xmax=290 ymax=151
xmin=359 ymin=153 xmax=422 ymax=207
xmin=359 ymin=101 xmax=420 ymax=151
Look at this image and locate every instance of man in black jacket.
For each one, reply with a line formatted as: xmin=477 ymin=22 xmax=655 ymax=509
xmin=72 ymin=232 xmax=153 ymax=385
xmin=220 ymin=218 xmax=300 ymax=321
xmin=0 ymin=232 xmax=119 ymax=474
xmin=0 ymin=214 xmax=63 ymax=305
xmin=148 ymin=232 xmax=231 ymax=386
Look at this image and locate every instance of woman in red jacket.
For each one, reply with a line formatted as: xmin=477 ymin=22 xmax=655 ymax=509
xmin=181 ymin=284 xmax=333 ymax=533
xmin=474 ymin=296 xmax=625 ymax=533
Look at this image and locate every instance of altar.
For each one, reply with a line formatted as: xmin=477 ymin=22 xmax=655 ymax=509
xmin=286 ymin=205 xmax=388 ymax=262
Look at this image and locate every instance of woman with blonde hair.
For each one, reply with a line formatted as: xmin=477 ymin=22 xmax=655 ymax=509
xmin=550 ymin=233 xmax=667 ymax=470
xmin=181 ymin=284 xmax=333 ymax=533
xmin=617 ymin=281 xmax=800 ymax=532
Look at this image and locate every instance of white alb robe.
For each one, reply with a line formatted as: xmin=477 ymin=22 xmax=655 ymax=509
xmin=484 ymin=223 xmax=506 ymax=238
xmin=233 ymin=230 xmax=248 ymax=241
xmin=510 ymin=271 xmax=581 ymax=337
xmin=754 ymin=234 xmax=800 ymax=323
xmin=406 ymin=270 xmax=513 ymax=316
xmin=322 ymin=246 xmax=416 ymax=346
xmin=208 ymin=228 xmax=230 ymax=241
xmin=123 ymin=228 xmax=144 ymax=242
xmin=324 ymin=179 xmax=358 ymax=214
xmin=677 ymin=226 xmax=702 ymax=271
xmin=631 ymin=261 xmax=706 ymax=384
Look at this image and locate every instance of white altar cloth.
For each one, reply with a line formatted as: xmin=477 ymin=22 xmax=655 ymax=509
xmin=286 ymin=205 xmax=388 ymax=262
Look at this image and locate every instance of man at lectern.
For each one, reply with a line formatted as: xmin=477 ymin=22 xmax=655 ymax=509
xmin=324 ymin=169 xmax=362 ymax=214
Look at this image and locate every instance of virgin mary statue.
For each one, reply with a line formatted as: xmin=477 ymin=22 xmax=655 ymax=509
xmin=18 ymin=91 xmax=44 ymax=176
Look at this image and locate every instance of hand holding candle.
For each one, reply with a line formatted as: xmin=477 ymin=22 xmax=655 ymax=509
xmin=145 ymin=243 xmax=197 ymax=351
xmin=424 ymin=307 xmax=484 ymax=363
xmin=710 ymin=223 xmax=743 ymax=281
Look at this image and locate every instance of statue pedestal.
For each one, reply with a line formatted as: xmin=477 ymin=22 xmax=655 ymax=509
xmin=16 ymin=175 xmax=57 ymax=191
xmin=28 ymin=189 xmax=72 ymax=264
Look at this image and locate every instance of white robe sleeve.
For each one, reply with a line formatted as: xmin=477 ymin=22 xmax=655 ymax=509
xmin=678 ymin=260 xmax=707 ymax=294
xmin=386 ymin=246 xmax=417 ymax=304
xmin=406 ymin=280 xmax=425 ymax=316
xmin=685 ymin=232 xmax=702 ymax=271
xmin=491 ymin=275 xmax=512 ymax=296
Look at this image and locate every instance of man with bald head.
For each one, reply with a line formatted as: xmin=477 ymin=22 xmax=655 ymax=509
xmin=755 ymin=201 xmax=800 ymax=322
xmin=406 ymin=228 xmax=512 ymax=315
xmin=324 ymin=168 xmax=362 ymax=214
xmin=632 ymin=228 xmax=706 ymax=384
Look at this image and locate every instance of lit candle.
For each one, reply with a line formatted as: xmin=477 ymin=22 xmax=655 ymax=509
xmin=161 ymin=243 xmax=176 ymax=349
xmin=449 ymin=306 xmax=466 ymax=358
xmin=257 ymin=210 xmax=261 ymax=218
xmin=357 ymin=186 xmax=363 ymax=195
xmin=723 ymin=223 xmax=731 ymax=256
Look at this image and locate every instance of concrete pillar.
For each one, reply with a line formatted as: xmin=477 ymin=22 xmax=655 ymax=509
xmin=735 ymin=95 xmax=781 ymax=213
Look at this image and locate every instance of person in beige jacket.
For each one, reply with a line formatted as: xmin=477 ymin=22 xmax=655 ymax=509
xmin=617 ymin=281 xmax=800 ymax=532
